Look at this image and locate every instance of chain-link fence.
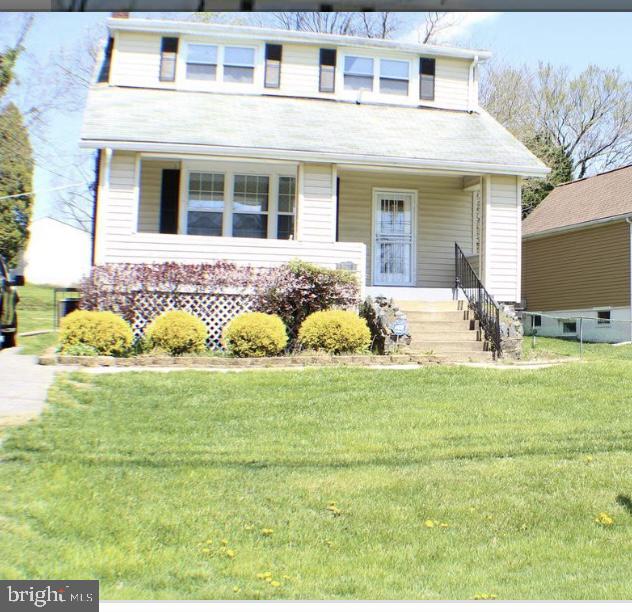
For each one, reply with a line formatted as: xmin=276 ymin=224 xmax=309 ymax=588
xmin=521 ymin=310 xmax=632 ymax=357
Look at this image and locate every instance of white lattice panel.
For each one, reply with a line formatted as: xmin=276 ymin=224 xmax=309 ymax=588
xmin=131 ymin=292 xmax=253 ymax=349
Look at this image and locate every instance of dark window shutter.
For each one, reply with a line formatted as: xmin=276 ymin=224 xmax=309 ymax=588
xmin=319 ymin=48 xmax=336 ymax=93
xmin=97 ymin=37 xmax=114 ymax=83
xmin=419 ymin=57 xmax=435 ymax=101
xmin=264 ymin=43 xmax=282 ymax=89
xmin=159 ymin=169 xmax=180 ymax=234
xmin=160 ymin=37 xmax=179 ymax=82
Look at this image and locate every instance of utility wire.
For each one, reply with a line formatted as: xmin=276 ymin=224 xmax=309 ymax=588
xmin=0 ymin=182 xmax=87 ymax=201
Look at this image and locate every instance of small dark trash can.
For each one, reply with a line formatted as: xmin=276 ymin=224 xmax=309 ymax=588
xmin=59 ymin=297 xmax=81 ymax=321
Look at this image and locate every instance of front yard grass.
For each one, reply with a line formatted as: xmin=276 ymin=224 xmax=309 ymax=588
xmin=15 ymin=284 xmax=58 ymax=355
xmin=2 ymin=362 xmax=632 ymax=599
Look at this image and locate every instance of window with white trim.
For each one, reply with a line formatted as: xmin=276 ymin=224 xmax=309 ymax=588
xmin=277 ymin=176 xmax=296 ymax=240
xmin=344 ymin=56 xmax=374 ymax=91
xmin=232 ymin=174 xmax=269 ymax=238
xmin=597 ymin=310 xmax=611 ymax=326
xmin=186 ymin=44 xmax=218 ymax=80
xmin=224 ymin=46 xmax=255 ymax=83
xmin=379 ymin=59 xmax=409 ymax=96
xmin=186 ymin=172 xmax=225 ymax=236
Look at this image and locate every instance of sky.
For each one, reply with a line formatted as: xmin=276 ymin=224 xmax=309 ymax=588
xmin=2 ymin=11 xmax=632 ymax=222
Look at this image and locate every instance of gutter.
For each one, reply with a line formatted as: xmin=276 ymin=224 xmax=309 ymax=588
xmin=468 ymin=55 xmax=479 ymax=112
xmin=79 ymin=139 xmax=549 ymax=178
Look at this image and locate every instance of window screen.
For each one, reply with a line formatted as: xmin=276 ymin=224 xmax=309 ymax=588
xmin=186 ymin=44 xmax=218 ymax=80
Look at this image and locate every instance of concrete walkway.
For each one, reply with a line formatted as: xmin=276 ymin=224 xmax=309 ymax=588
xmin=0 ymin=348 xmax=60 ymax=417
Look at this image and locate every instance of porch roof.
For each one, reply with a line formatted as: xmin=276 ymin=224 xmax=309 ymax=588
xmin=81 ymin=86 xmax=549 ymax=177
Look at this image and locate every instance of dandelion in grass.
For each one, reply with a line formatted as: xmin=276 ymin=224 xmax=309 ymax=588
xmin=271 ymin=581 xmax=281 ymax=588
xmin=261 ymin=528 xmax=274 ymax=536
xmin=439 ymin=523 xmax=449 ymax=528
xmin=327 ymin=501 xmax=342 ymax=516
xmin=221 ymin=539 xmax=228 ymax=546
xmin=225 ymin=549 xmax=236 ymax=559
xmin=424 ymin=519 xmax=435 ymax=528
xmin=474 ymin=593 xmax=497 ymax=600
xmin=595 ymin=512 xmax=614 ymax=527
xmin=585 ymin=455 xmax=594 ymax=463
xmin=233 ymin=586 xmax=240 ymax=593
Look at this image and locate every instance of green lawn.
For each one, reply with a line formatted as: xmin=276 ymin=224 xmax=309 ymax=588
xmin=523 ymin=335 xmax=632 ymax=361
xmin=15 ymin=284 xmax=59 ymax=355
xmin=2 ymin=360 xmax=632 ymax=599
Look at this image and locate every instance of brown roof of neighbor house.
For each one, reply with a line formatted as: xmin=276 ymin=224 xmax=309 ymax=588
xmin=522 ymin=164 xmax=632 ymax=237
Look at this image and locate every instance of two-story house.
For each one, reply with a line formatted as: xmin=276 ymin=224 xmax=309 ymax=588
xmin=82 ymin=15 xmax=548 ymax=308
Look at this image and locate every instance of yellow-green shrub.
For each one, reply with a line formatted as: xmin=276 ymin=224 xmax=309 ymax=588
xmin=222 ymin=312 xmax=288 ymax=357
xmin=60 ymin=310 xmax=133 ymax=356
xmin=145 ymin=310 xmax=207 ymax=355
xmin=298 ymin=309 xmax=371 ymax=354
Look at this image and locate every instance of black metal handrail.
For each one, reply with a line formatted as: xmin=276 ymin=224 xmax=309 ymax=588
xmin=454 ymin=243 xmax=501 ymax=358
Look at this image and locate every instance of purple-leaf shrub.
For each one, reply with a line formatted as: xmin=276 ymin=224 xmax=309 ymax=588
xmin=252 ymin=260 xmax=360 ymax=341
xmin=79 ymin=260 xmax=360 ymax=342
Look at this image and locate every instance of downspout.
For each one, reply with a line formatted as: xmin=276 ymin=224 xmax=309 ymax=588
xmin=468 ymin=55 xmax=479 ymax=112
xmin=627 ymin=217 xmax=632 ymax=341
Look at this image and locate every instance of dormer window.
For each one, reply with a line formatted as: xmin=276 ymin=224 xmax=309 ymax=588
xmin=344 ymin=56 xmax=373 ymax=91
xmin=379 ymin=59 xmax=409 ymax=96
xmin=224 ymin=47 xmax=255 ymax=83
xmin=186 ymin=44 xmax=217 ymax=80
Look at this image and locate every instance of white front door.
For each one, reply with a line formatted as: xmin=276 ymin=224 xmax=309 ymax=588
xmin=372 ymin=190 xmax=416 ymax=286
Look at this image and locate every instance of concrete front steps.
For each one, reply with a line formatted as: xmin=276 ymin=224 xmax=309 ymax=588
xmin=396 ymin=299 xmax=494 ymax=362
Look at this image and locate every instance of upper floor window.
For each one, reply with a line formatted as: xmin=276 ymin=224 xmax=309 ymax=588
xmin=344 ymin=56 xmax=374 ymax=91
xmin=186 ymin=44 xmax=218 ymax=80
xmin=184 ymin=44 xmax=255 ymax=84
xmin=224 ymin=47 xmax=255 ymax=83
xmin=380 ymin=59 xmax=409 ymax=96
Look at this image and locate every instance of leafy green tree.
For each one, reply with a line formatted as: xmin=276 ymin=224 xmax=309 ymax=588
xmin=521 ymin=133 xmax=573 ymax=217
xmin=0 ymin=103 xmax=33 ymax=266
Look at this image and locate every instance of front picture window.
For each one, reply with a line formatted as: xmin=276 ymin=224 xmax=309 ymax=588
xmin=344 ymin=56 xmax=374 ymax=91
xmin=277 ymin=176 xmax=296 ymax=240
xmin=187 ymin=172 xmax=224 ymax=236
xmin=233 ymin=175 xmax=269 ymax=238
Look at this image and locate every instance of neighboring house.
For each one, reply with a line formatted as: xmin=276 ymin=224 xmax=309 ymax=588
xmin=80 ymin=15 xmax=548 ymax=305
xmin=20 ymin=217 xmax=92 ymax=287
xmin=522 ymin=165 xmax=632 ymax=343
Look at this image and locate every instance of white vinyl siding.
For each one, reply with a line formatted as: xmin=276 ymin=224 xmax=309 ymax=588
xmin=96 ymin=152 xmax=365 ymax=286
xmin=110 ymin=32 xmax=169 ymax=89
xmin=337 ymin=170 xmax=473 ymax=287
xmin=483 ymin=175 xmax=521 ymax=302
xmin=138 ymin=160 xmax=179 ymax=233
xmin=108 ymin=33 xmax=475 ymax=110
xmin=298 ymin=163 xmax=336 ymax=242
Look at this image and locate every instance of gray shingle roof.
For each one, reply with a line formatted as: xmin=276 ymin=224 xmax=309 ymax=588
xmin=81 ymin=86 xmax=549 ymax=176
xmin=523 ymin=164 xmax=632 ymax=236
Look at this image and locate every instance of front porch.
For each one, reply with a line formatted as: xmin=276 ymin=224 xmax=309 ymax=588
xmin=95 ymin=150 xmax=521 ymax=303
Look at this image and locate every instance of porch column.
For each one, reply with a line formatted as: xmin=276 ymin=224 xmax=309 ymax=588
xmin=296 ymin=162 xmax=337 ymax=243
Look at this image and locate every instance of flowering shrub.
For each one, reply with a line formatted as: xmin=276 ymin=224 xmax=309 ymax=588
xmin=60 ymin=310 xmax=133 ymax=356
xmin=298 ymin=310 xmax=370 ymax=354
xmin=253 ymin=260 xmax=360 ymax=341
xmin=146 ymin=310 xmax=208 ymax=355
xmin=222 ymin=312 xmax=288 ymax=357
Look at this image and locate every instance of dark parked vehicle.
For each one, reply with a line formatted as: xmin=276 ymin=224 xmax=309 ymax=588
xmin=0 ymin=255 xmax=20 ymax=349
